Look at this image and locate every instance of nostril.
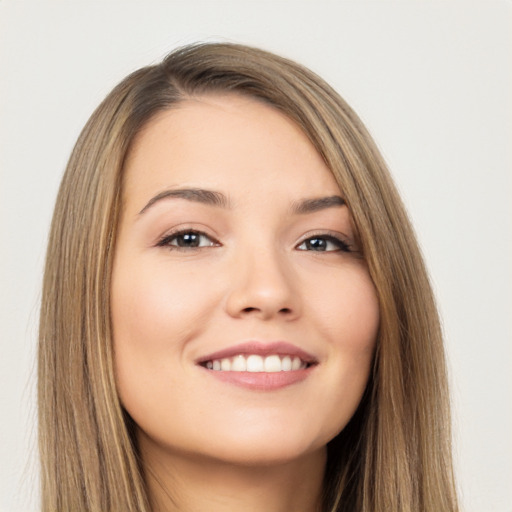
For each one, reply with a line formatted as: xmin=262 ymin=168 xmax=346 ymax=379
xmin=241 ymin=307 xmax=292 ymax=315
xmin=242 ymin=307 xmax=259 ymax=313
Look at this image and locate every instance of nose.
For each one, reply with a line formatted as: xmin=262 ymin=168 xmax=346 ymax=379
xmin=224 ymin=247 xmax=301 ymax=321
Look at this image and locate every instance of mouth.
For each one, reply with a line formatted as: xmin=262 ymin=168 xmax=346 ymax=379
xmin=201 ymin=354 xmax=312 ymax=372
xmin=196 ymin=341 xmax=318 ymax=390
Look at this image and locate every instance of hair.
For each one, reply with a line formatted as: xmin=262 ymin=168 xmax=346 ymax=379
xmin=38 ymin=42 xmax=458 ymax=511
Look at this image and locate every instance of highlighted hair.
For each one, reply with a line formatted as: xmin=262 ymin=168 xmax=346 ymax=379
xmin=39 ymin=42 xmax=458 ymax=511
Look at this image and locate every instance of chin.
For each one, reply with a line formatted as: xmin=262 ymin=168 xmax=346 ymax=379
xmin=189 ymin=422 xmax=333 ymax=467
xmin=138 ymin=420 xmax=330 ymax=468
xmin=202 ymin=440 xmax=326 ymax=468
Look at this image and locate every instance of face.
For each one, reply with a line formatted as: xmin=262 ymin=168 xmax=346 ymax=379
xmin=111 ymin=94 xmax=379 ymax=466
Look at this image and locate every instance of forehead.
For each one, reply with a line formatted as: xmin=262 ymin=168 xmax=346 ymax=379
xmin=123 ymin=94 xmax=341 ymax=211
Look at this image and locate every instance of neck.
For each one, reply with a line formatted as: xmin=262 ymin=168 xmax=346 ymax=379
xmin=140 ymin=437 xmax=326 ymax=512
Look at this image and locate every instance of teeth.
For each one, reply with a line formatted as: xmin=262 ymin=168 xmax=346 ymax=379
xmin=246 ymin=355 xmax=264 ymax=372
xmin=204 ymin=354 xmax=307 ymax=372
xmin=264 ymin=355 xmax=281 ymax=372
xmin=231 ymin=355 xmax=247 ymax=372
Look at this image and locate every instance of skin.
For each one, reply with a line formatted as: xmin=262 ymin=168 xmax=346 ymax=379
xmin=111 ymin=94 xmax=380 ymax=512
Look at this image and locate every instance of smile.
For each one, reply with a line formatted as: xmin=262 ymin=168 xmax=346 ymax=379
xmin=202 ymin=354 xmax=309 ymax=372
xmin=196 ymin=341 xmax=318 ymax=390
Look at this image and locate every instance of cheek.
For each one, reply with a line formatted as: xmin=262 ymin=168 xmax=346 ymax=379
xmin=112 ymin=261 xmax=214 ymax=349
xmin=308 ymin=262 xmax=380 ymax=351
xmin=305 ymin=264 xmax=379 ymax=433
xmin=331 ymin=268 xmax=379 ymax=378
xmin=110 ymin=259 xmax=219 ymax=408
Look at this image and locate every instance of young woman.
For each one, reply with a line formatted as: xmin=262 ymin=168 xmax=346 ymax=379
xmin=38 ymin=42 xmax=459 ymax=511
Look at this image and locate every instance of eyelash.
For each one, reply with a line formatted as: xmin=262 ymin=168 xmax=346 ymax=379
xmin=156 ymin=229 xmax=352 ymax=253
xmin=156 ymin=229 xmax=219 ymax=251
xmin=296 ymin=233 xmax=352 ymax=253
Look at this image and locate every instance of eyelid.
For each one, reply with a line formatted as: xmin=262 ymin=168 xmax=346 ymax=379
xmin=295 ymin=230 xmax=353 ymax=252
xmin=155 ymin=226 xmax=221 ymax=249
xmin=154 ymin=226 xmax=356 ymax=253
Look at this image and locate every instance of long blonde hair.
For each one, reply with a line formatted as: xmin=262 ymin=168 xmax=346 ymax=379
xmin=39 ymin=42 xmax=458 ymax=511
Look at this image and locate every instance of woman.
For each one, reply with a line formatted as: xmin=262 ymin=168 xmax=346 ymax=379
xmin=38 ymin=42 xmax=459 ymax=511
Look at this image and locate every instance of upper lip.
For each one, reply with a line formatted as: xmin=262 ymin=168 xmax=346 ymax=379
xmin=196 ymin=341 xmax=318 ymax=365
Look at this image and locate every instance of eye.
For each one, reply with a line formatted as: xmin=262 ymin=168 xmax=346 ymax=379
xmin=296 ymin=234 xmax=351 ymax=253
xmin=157 ymin=230 xmax=218 ymax=250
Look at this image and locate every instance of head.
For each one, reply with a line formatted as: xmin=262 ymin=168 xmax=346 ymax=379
xmin=38 ymin=43 xmax=457 ymax=511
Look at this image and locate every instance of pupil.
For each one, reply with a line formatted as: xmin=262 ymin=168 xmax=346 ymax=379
xmin=308 ymin=238 xmax=326 ymax=251
xmin=178 ymin=233 xmax=199 ymax=247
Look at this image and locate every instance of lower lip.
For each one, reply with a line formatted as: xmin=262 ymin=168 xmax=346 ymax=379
xmin=200 ymin=367 xmax=314 ymax=391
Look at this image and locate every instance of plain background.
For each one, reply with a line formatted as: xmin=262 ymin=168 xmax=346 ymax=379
xmin=1 ymin=1 xmax=511 ymax=511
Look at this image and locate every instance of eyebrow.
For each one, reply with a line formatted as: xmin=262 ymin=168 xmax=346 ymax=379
xmin=138 ymin=187 xmax=345 ymax=215
xmin=138 ymin=188 xmax=230 ymax=214
xmin=291 ymin=195 xmax=345 ymax=214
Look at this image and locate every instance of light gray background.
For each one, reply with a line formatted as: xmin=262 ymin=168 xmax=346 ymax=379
xmin=1 ymin=1 xmax=511 ymax=511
